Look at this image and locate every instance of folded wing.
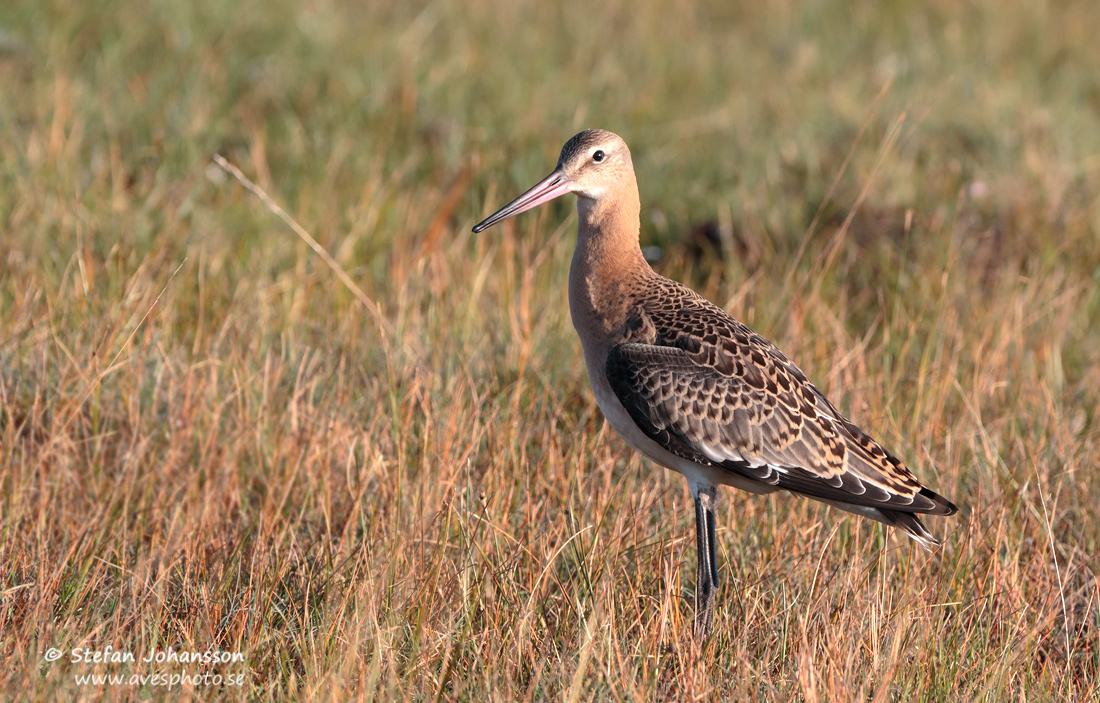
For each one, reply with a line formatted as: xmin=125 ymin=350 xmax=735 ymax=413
xmin=605 ymin=302 xmax=957 ymax=522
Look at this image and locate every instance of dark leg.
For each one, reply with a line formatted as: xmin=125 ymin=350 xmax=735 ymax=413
xmin=693 ymin=485 xmax=719 ymax=638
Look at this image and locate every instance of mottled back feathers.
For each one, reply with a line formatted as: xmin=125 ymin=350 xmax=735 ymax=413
xmin=604 ymin=276 xmax=958 ymax=532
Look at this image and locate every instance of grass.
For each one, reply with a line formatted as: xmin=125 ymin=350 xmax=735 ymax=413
xmin=1 ymin=0 xmax=1099 ymax=699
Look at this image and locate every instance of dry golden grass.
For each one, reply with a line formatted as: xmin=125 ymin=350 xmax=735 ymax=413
xmin=2 ymin=0 xmax=1099 ymax=700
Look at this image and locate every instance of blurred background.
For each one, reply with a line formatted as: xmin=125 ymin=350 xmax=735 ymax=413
xmin=2 ymin=0 xmax=1098 ymax=700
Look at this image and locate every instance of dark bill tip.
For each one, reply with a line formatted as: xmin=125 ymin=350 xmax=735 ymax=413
xmin=472 ymin=168 xmax=573 ymax=233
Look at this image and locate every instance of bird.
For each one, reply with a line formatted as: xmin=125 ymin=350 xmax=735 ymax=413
xmin=472 ymin=129 xmax=958 ymax=637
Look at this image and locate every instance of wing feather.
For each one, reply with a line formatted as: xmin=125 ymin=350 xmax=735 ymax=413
xmin=606 ymin=298 xmax=956 ymax=518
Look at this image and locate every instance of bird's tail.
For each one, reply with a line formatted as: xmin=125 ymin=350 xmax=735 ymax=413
xmin=876 ymin=509 xmax=941 ymax=550
xmin=821 ymin=487 xmax=957 ymax=550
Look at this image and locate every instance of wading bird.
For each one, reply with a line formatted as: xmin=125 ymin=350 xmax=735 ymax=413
xmin=472 ymin=130 xmax=957 ymax=636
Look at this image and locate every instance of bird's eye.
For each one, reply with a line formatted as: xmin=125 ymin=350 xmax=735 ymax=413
xmin=592 ymin=150 xmax=605 ymax=162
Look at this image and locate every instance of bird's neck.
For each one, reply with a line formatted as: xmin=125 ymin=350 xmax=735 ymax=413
xmin=568 ymin=185 xmax=652 ymax=350
xmin=573 ymin=184 xmax=647 ymax=277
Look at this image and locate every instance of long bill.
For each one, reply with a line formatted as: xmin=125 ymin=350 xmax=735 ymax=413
xmin=472 ymin=167 xmax=574 ymax=233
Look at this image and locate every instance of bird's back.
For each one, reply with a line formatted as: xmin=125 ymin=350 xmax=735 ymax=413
xmin=602 ymin=272 xmax=957 ymax=543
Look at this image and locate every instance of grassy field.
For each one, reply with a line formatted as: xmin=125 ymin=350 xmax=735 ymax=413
xmin=2 ymin=0 xmax=1099 ymax=700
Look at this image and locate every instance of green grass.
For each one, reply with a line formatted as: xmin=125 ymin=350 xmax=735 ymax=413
xmin=2 ymin=0 xmax=1099 ymax=699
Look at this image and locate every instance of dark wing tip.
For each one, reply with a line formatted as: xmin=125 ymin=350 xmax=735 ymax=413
xmin=918 ymin=486 xmax=959 ymax=516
